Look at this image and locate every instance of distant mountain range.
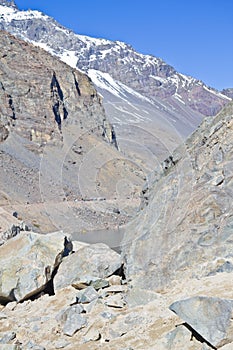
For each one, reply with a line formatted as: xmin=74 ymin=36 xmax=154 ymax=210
xmin=0 ymin=0 xmax=231 ymax=172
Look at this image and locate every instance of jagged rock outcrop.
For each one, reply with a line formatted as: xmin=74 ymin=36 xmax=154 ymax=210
xmin=222 ymin=88 xmax=233 ymax=99
xmin=0 ymin=30 xmax=112 ymax=144
xmin=121 ymin=101 xmax=233 ymax=291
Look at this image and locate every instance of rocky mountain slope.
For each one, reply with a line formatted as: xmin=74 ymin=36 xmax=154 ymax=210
xmin=222 ymin=88 xmax=233 ymax=99
xmin=0 ymin=0 xmax=231 ymax=173
xmin=0 ymin=0 xmax=229 ymax=116
xmin=0 ymin=30 xmax=146 ymax=241
xmin=122 ymin=100 xmax=233 ymax=293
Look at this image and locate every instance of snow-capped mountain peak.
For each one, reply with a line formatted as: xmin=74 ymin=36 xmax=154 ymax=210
xmin=0 ymin=1 xmax=230 ymax=121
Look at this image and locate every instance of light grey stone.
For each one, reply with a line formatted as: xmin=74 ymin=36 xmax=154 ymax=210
xmin=54 ymin=243 xmax=122 ymax=292
xmin=169 ymin=296 xmax=233 ymax=348
xmin=56 ymin=304 xmax=87 ymax=336
xmin=56 ymin=304 xmax=84 ymax=325
xmin=0 ymin=331 xmax=16 ymax=344
xmin=104 ymin=294 xmax=126 ymax=309
xmin=23 ymin=341 xmax=46 ymax=350
xmin=0 ymin=231 xmax=65 ymax=303
xmin=76 ymin=286 xmax=99 ymax=304
xmin=54 ymin=340 xmax=70 ymax=349
xmin=63 ymin=313 xmax=87 ymax=337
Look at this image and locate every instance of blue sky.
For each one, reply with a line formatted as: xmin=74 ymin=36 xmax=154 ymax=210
xmin=16 ymin=0 xmax=233 ymax=90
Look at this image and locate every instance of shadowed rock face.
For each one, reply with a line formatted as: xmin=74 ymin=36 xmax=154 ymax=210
xmin=0 ymin=30 xmax=111 ymax=144
xmin=122 ymin=101 xmax=233 ymax=291
xmin=0 ymin=30 xmax=112 ymax=207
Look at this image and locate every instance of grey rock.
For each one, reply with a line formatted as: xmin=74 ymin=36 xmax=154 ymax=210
xmin=0 ymin=331 xmax=16 ymax=343
xmin=107 ymin=275 xmax=122 ymax=286
xmin=54 ymin=243 xmax=122 ymax=291
xmin=125 ymin=288 xmax=158 ymax=307
xmin=54 ymin=340 xmax=70 ymax=349
xmin=104 ymin=293 xmax=126 ymax=309
xmin=56 ymin=304 xmax=84 ymax=325
xmin=76 ymin=286 xmax=99 ymax=304
xmin=82 ymin=327 xmax=100 ymax=343
xmin=164 ymin=325 xmax=198 ymax=350
xmin=0 ymin=345 xmax=19 ymax=350
xmin=100 ymin=285 xmax=127 ymax=294
xmin=0 ymin=231 xmax=65 ymax=303
xmin=169 ymin=296 xmax=233 ymax=348
xmin=71 ymin=276 xmax=109 ymax=291
xmin=63 ymin=313 xmax=87 ymax=337
xmin=4 ymin=302 xmax=17 ymax=311
xmin=222 ymin=88 xmax=233 ymax=99
xmin=23 ymin=341 xmax=45 ymax=350
xmin=90 ymin=278 xmax=109 ymax=290
xmin=121 ymin=103 xmax=233 ymax=291
xmin=83 ymin=298 xmax=98 ymax=314
xmin=1 ymin=224 xmax=20 ymax=243
xmin=0 ymin=312 xmax=7 ymax=319
xmin=101 ymin=311 xmax=115 ymax=320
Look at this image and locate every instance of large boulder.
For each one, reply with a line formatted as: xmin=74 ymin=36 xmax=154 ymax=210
xmin=54 ymin=243 xmax=122 ymax=292
xmin=0 ymin=231 xmax=66 ymax=303
xmin=169 ymin=296 xmax=233 ymax=348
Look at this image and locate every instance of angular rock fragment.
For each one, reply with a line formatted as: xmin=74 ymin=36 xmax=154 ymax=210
xmin=169 ymin=296 xmax=233 ymax=348
xmin=56 ymin=305 xmax=87 ymax=337
xmin=76 ymin=286 xmax=99 ymax=304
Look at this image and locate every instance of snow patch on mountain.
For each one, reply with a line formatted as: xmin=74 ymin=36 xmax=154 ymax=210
xmin=59 ymin=50 xmax=78 ymax=68
xmin=88 ymin=69 xmax=155 ymax=105
xmin=203 ymin=85 xmax=231 ymax=100
xmin=88 ymin=69 xmax=127 ymax=99
xmin=0 ymin=4 xmax=46 ymax=21
xmin=76 ymin=34 xmax=112 ymax=48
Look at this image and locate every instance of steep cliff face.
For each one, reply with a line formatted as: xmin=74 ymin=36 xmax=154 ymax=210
xmin=0 ymin=30 xmax=113 ymax=144
xmin=122 ymin=100 xmax=233 ymax=291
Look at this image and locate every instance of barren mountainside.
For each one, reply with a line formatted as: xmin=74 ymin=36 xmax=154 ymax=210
xmin=122 ymin=100 xmax=233 ymax=291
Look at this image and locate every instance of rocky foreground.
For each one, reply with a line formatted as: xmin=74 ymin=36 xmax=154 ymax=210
xmin=1 ymin=230 xmax=233 ymax=350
